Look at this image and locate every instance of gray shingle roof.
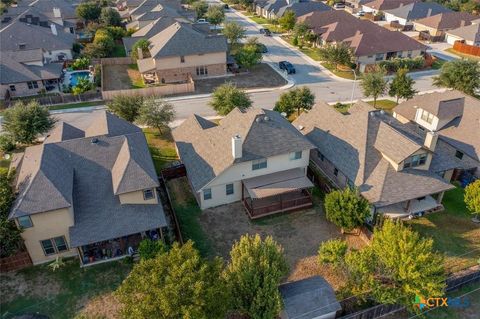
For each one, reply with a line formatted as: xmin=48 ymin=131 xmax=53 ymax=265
xmin=84 ymin=111 xmax=142 ymax=137
xmin=10 ymin=111 xmax=166 ymax=247
xmin=293 ymin=101 xmax=454 ymax=207
xmin=384 ymin=2 xmax=452 ymax=21
xmin=279 ymin=276 xmax=341 ymax=319
xmin=173 ymin=108 xmax=315 ymax=192
xmin=362 ymin=0 xmax=419 ymax=11
xmin=0 ymin=55 xmax=63 ymax=84
xmin=45 ymin=122 xmax=85 ymax=143
xmin=413 ymin=12 xmax=479 ymax=30
xmin=446 ymin=23 xmax=480 ymax=42
xmin=266 ymin=0 xmax=331 ymax=17
xmin=148 ymin=22 xmax=227 ymax=58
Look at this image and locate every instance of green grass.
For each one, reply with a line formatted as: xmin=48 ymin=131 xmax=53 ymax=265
xmin=407 ymin=186 xmax=480 ymax=273
xmin=143 ymin=128 xmax=178 ymax=173
xmin=367 ymin=99 xmax=398 ymax=111
xmin=425 ymin=282 xmax=480 ymax=319
xmin=47 ymin=101 xmax=104 ymax=111
xmin=248 ymin=15 xmax=269 ymax=25
xmin=333 ymin=102 xmax=352 ymax=114
xmin=0 ymin=258 xmax=132 ymax=319
xmin=445 ymin=48 xmax=480 ymax=61
xmin=322 ymin=63 xmax=357 ymax=80
xmin=432 ymin=58 xmax=447 ymax=70
xmin=111 ymin=44 xmax=126 ymax=57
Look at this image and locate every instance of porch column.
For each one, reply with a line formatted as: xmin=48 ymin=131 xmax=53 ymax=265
xmin=436 ymin=191 xmax=445 ymax=204
xmin=77 ymin=247 xmax=85 ymax=266
xmin=404 ymin=200 xmax=411 ymax=212
xmin=241 ymin=181 xmax=244 ymax=202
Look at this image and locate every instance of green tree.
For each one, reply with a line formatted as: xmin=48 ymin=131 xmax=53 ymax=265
xmin=193 ymin=1 xmax=208 ymax=19
xmin=71 ymin=57 xmax=91 ymax=70
xmin=105 ymin=26 xmax=126 ymax=40
xmin=3 ymin=101 xmax=56 ymax=145
xmin=138 ymin=98 xmax=175 ymax=134
xmin=206 ymin=5 xmax=225 ymax=27
xmin=345 ymin=220 xmax=445 ymax=310
xmin=235 ymin=43 xmax=262 ymax=69
xmin=278 ymin=10 xmax=296 ymax=31
xmin=222 ymin=21 xmax=246 ymax=46
xmin=388 ymin=68 xmax=417 ymax=103
xmin=0 ymin=135 xmax=15 ymax=153
xmin=360 ymin=69 xmax=388 ymax=108
xmin=433 ymin=59 xmax=480 ymax=96
xmin=138 ymin=239 xmax=168 ymax=260
xmin=0 ymin=170 xmax=22 ymax=258
xmin=317 ymin=43 xmax=353 ymax=70
xmin=72 ymin=78 xmax=93 ymax=95
xmin=76 ymin=2 xmax=101 ymax=21
xmin=84 ymin=28 xmax=115 ymax=57
xmin=210 ymin=82 xmax=252 ymax=115
xmin=273 ymin=86 xmax=315 ymax=117
xmin=318 ymin=239 xmax=348 ymax=267
xmin=324 ymin=187 xmax=370 ymax=232
xmin=224 ymin=234 xmax=288 ymax=319
xmin=465 ymin=180 xmax=480 ymax=221
xmin=106 ymin=94 xmax=144 ymax=122
xmin=116 ymin=241 xmax=228 ymax=319
xmin=100 ymin=7 xmax=122 ymax=26
xmin=131 ymin=39 xmax=151 ymax=60
xmin=238 ymin=0 xmax=254 ymax=9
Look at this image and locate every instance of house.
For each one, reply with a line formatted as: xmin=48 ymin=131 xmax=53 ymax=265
xmin=125 ymin=2 xmax=183 ymax=30
xmin=362 ymin=0 xmax=419 ymax=14
xmin=123 ymin=0 xmax=187 ymax=24
xmin=412 ymin=12 xmax=480 ymax=40
xmin=8 ymin=111 xmax=167 ymax=266
xmin=383 ymin=2 xmax=451 ymax=27
xmin=255 ymin=0 xmax=331 ymax=20
xmin=172 ymin=108 xmax=315 ymax=218
xmin=393 ymin=90 xmax=480 ymax=179
xmin=297 ymin=11 xmax=427 ymax=72
xmin=293 ymin=101 xmax=455 ymax=218
xmin=279 ymin=276 xmax=341 ymax=319
xmin=445 ymin=22 xmax=480 ymax=46
xmin=136 ymin=22 xmax=228 ymax=84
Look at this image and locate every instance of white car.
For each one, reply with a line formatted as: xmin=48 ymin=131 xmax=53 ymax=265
xmin=355 ymin=10 xmax=365 ymax=17
xmin=196 ymin=18 xmax=208 ymax=24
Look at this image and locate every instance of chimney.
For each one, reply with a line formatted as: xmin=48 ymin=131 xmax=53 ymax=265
xmin=427 ymin=8 xmax=432 ymax=17
xmin=53 ymin=7 xmax=61 ymax=18
xmin=50 ymin=24 xmax=57 ymax=35
xmin=137 ymin=47 xmax=143 ymax=59
xmin=232 ymin=135 xmax=242 ymax=159
xmin=424 ymin=131 xmax=438 ymax=152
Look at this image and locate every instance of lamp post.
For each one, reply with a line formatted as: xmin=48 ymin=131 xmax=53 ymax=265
xmin=349 ymin=68 xmax=357 ymax=106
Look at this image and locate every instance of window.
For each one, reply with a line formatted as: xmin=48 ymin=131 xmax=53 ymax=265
xmin=252 ymin=158 xmax=267 ymax=170
xmin=203 ymin=188 xmax=212 ymax=200
xmin=40 ymin=236 xmax=68 ymax=256
xmin=27 ymin=81 xmax=38 ymax=89
xmin=317 ymin=150 xmax=324 ymax=161
xmin=226 ymin=183 xmax=234 ymax=195
xmin=143 ymin=189 xmax=155 ymax=200
xmin=290 ymin=151 xmax=302 ymax=160
xmin=9 ymin=85 xmax=16 ymax=92
xmin=403 ymin=153 xmax=428 ymax=168
xmin=17 ymin=216 xmax=33 ymax=228
xmin=455 ymin=150 xmax=464 ymax=159
xmin=420 ymin=110 xmax=435 ymax=124
xmin=19 ymin=43 xmax=26 ymax=50
xmin=407 ymin=50 xmax=413 ymax=58
xmin=196 ymin=66 xmax=208 ymax=76
xmin=180 ymin=55 xmax=185 ymax=63
xmin=375 ymin=53 xmax=384 ymax=61
xmin=333 ymin=168 xmax=339 ymax=176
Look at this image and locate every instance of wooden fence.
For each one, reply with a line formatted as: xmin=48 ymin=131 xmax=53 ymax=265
xmin=453 ymin=41 xmax=480 ymax=57
xmin=0 ymin=250 xmax=32 ymax=272
xmin=6 ymin=92 xmax=103 ymax=107
xmin=161 ymin=164 xmax=187 ymax=181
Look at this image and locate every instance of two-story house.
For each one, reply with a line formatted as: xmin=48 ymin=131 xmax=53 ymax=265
xmin=293 ymin=101 xmax=454 ymax=218
xmin=173 ymin=108 xmax=315 ymax=218
xmin=254 ymin=0 xmax=331 ymax=20
xmin=393 ymin=90 xmax=480 ymax=180
xmin=8 ymin=111 xmax=167 ymax=266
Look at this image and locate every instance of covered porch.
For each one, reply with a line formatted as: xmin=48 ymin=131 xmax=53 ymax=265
xmin=377 ymin=193 xmax=445 ymax=218
xmin=241 ymin=168 xmax=314 ymax=219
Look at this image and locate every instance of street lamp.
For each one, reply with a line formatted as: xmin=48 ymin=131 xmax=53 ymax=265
xmin=349 ymin=68 xmax=357 ymax=106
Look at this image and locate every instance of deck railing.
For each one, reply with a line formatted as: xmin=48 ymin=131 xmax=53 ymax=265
xmin=243 ymin=190 xmax=313 ymax=219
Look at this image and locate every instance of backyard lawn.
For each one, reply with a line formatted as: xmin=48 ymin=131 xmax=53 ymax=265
xmin=143 ymin=127 xmax=178 ymax=173
xmin=0 ymin=258 xmax=132 ymax=319
xmin=407 ymin=186 xmax=480 ymax=273
xmin=367 ymin=99 xmax=398 ymax=111
xmin=48 ymin=101 xmax=104 ymax=111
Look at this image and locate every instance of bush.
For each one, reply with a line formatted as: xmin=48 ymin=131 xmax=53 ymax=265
xmin=71 ymin=57 xmax=91 ymax=70
xmin=0 ymin=135 xmax=15 ymax=153
xmin=324 ymin=188 xmax=370 ymax=231
xmin=138 ymin=239 xmax=168 ymax=260
xmin=378 ymin=56 xmax=424 ymax=73
xmin=318 ymin=239 xmax=348 ymax=267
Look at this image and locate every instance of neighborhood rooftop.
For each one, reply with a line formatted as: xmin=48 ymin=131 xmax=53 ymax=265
xmin=383 ymin=2 xmax=452 ymax=21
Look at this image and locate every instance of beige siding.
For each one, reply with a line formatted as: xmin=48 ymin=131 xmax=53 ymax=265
xmin=17 ymin=208 xmax=77 ymax=265
xmin=1 ymin=81 xmax=46 ymax=99
xmin=118 ymin=189 xmax=159 ymax=204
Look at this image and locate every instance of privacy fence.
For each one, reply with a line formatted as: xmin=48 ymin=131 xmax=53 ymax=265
xmin=453 ymin=41 xmax=480 ymax=57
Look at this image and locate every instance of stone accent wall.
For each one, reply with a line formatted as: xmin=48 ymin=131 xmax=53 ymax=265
xmin=0 ymin=250 xmax=33 ymax=272
xmin=156 ymin=63 xmax=226 ymax=83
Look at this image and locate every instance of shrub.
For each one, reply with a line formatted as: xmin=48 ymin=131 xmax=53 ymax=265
xmin=71 ymin=57 xmax=91 ymax=70
xmin=379 ymin=56 xmax=424 ymax=73
xmin=138 ymin=239 xmax=168 ymax=260
xmin=0 ymin=135 xmax=15 ymax=153
xmin=318 ymin=239 xmax=348 ymax=267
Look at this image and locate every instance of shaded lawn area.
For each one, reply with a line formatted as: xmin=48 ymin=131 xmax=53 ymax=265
xmin=407 ymin=186 xmax=480 ymax=273
xmin=143 ymin=128 xmax=178 ymax=174
xmin=111 ymin=44 xmax=126 ymax=57
xmin=48 ymin=101 xmax=104 ymax=111
xmin=332 ymin=100 xmax=398 ymax=114
xmin=425 ymin=282 xmax=480 ymax=319
xmin=0 ymin=258 xmax=132 ymax=319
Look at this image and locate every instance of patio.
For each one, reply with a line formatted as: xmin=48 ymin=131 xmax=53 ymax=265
xmin=377 ymin=194 xmax=444 ymax=218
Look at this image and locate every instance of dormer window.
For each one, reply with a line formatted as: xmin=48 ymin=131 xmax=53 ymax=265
xmin=403 ymin=153 xmax=427 ymax=168
xmin=420 ymin=110 xmax=434 ymax=124
xmin=143 ymin=189 xmax=155 ymax=200
xmin=19 ymin=43 xmax=26 ymax=50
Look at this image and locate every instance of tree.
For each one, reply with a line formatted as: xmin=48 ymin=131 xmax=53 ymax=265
xmin=100 ymin=7 xmax=122 ymax=26
xmin=318 ymin=239 xmax=348 ymax=267
xmin=360 ymin=69 xmax=388 ymax=108
xmin=3 ymin=101 xmax=56 ymax=145
xmin=116 ymin=241 xmax=228 ymax=319
xmin=106 ymin=95 xmax=143 ymax=122
xmin=273 ymin=86 xmax=315 ymax=116
xmin=71 ymin=57 xmax=91 ymax=70
xmin=104 ymin=26 xmax=126 ymax=40
xmin=433 ymin=59 xmax=480 ymax=96
xmin=235 ymin=43 xmax=262 ymax=69
xmin=193 ymin=1 xmax=208 ymax=19
xmin=206 ymin=5 xmax=225 ymax=27
xmin=465 ymin=180 xmax=480 ymax=221
xmin=138 ymin=98 xmax=175 ymax=134
xmin=238 ymin=0 xmax=254 ymax=9
xmin=84 ymin=28 xmax=115 ymax=58
xmin=76 ymin=2 xmax=101 ymax=21
xmin=278 ymin=10 xmax=296 ymax=31
xmin=72 ymin=78 xmax=93 ymax=95
xmin=0 ymin=170 xmax=22 ymax=258
xmin=388 ymin=68 xmax=417 ymax=103
xmin=210 ymin=82 xmax=252 ymax=115
xmin=324 ymin=187 xmax=370 ymax=232
xmin=224 ymin=234 xmax=288 ymax=319
xmin=138 ymin=239 xmax=168 ymax=260
xmin=345 ymin=220 xmax=445 ymax=310
xmin=317 ymin=43 xmax=353 ymax=70
xmin=222 ymin=21 xmax=246 ymax=46
xmin=131 ymin=39 xmax=151 ymax=60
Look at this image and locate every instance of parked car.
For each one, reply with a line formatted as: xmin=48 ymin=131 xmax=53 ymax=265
xmin=279 ymin=61 xmax=295 ymax=74
xmin=260 ymin=28 xmax=271 ymax=36
xmin=333 ymin=3 xmax=345 ymax=9
xmin=355 ymin=10 xmax=365 ymax=17
xmin=224 ymin=4 xmax=229 ymax=9
xmin=196 ymin=18 xmax=208 ymax=24
xmin=257 ymin=43 xmax=268 ymax=53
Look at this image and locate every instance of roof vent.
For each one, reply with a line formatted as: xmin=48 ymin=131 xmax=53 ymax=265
xmin=380 ymin=110 xmax=385 ymax=115
xmin=91 ymin=138 xmax=98 ymax=144
xmin=298 ymin=125 xmax=304 ymax=131
xmin=369 ymin=112 xmax=375 ymax=117
xmin=256 ymin=117 xmax=262 ymax=123
xmin=264 ymin=116 xmax=270 ymax=121
xmin=280 ymin=112 xmax=287 ymax=117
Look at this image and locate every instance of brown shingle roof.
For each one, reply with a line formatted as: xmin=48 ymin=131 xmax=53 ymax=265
xmin=413 ymin=12 xmax=479 ymax=31
xmin=362 ymin=0 xmax=419 ymax=11
xmin=374 ymin=121 xmax=423 ymax=163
